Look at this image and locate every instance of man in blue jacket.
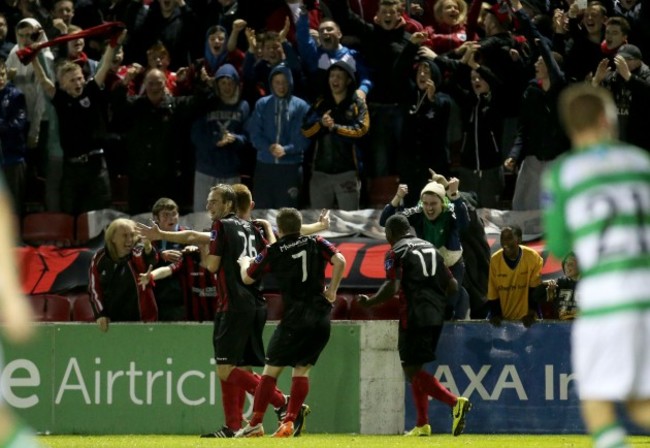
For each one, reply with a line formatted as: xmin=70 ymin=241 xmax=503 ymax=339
xmin=247 ymin=64 xmax=310 ymax=209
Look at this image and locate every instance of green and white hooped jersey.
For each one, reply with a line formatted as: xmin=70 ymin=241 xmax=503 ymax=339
xmin=542 ymin=141 xmax=650 ymax=317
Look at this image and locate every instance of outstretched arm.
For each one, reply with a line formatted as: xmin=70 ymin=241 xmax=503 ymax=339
xmin=324 ymin=252 xmax=346 ymax=303
xmin=357 ymin=279 xmax=399 ymax=307
xmin=136 ymin=222 xmax=211 ymax=245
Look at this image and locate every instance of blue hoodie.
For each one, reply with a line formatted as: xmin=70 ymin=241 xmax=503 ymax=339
xmin=191 ymin=64 xmax=250 ymax=178
xmin=247 ymin=65 xmax=310 ymax=165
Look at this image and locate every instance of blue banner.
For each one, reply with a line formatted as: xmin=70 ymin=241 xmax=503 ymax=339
xmin=407 ymin=322 xmax=646 ymax=434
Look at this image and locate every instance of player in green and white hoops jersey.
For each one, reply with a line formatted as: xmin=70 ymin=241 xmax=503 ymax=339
xmin=542 ymin=84 xmax=650 ymax=448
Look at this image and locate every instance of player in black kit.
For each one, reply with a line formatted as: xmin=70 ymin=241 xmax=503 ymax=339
xmin=358 ymin=214 xmax=471 ymax=437
xmin=236 ymin=207 xmax=346 ymax=438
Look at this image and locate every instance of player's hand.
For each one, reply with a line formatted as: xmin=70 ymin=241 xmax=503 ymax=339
xmin=323 ymin=287 xmax=337 ymax=303
xmin=136 ymin=221 xmax=163 ymax=241
xmin=97 ymin=316 xmax=110 ymax=333
xmin=161 ymin=250 xmax=182 ymax=263
xmin=319 ymin=209 xmax=330 ymax=230
xmin=489 ymin=314 xmax=502 ymax=327
xmin=356 ymin=294 xmax=371 ymax=307
xmin=521 ymin=312 xmax=536 ymax=328
xmin=237 ymin=255 xmax=252 ymax=266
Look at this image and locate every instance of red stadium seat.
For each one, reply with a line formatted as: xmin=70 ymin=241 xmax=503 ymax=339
xmin=29 ymin=295 xmax=71 ymax=322
xmin=22 ymin=212 xmax=75 ymax=247
xmin=75 ymin=212 xmax=91 ymax=245
xmin=367 ymin=176 xmax=400 ymax=209
xmin=69 ymin=292 xmax=96 ymax=322
xmin=264 ymin=293 xmax=284 ymax=321
xmin=330 ymin=295 xmax=350 ymax=320
xmin=348 ymin=294 xmax=401 ymax=320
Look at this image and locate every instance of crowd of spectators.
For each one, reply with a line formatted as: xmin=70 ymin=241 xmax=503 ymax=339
xmin=1 ymin=0 xmax=648 ymax=218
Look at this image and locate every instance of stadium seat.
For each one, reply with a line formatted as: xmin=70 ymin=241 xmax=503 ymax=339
xmin=348 ymin=294 xmax=401 ymax=320
xmin=29 ymin=294 xmax=71 ymax=322
xmin=22 ymin=212 xmax=75 ymax=247
xmin=330 ymin=295 xmax=350 ymax=320
xmin=75 ymin=212 xmax=91 ymax=245
xmin=111 ymin=175 xmax=129 ymax=212
xmin=367 ymin=176 xmax=400 ymax=209
xmin=69 ymin=292 xmax=96 ymax=322
xmin=264 ymin=293 xmax=284 ymax=321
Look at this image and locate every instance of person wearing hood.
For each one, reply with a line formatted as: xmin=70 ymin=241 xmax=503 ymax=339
xmin=302 ymin=60 xmax=369 ymax=210
xmin=327 ymin=0 xmax=412 ymax=179
xmin=176 ymin=24 xmax=245 ymax=95
xmin=393 ymin=32 xmax=452 ymax=207
xmin=191 ymin=63 xmax=250 ymax=212
xmin=5 ymin=19 xmax=53 ymax=167
xmin=433 ymin=42 xmax=507 ymax=209
xmin=247 ymin=64 xmax=310 ymax=209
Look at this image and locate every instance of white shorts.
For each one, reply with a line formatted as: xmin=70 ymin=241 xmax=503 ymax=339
xmin=572 ymin=311 xmax=650 ymax=400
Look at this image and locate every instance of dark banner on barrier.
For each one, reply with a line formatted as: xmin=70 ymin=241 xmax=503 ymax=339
xmin=17 ymin=237 xmax=564 ymax=294
xmin=410 ymin=322 xmax=642 ymax=434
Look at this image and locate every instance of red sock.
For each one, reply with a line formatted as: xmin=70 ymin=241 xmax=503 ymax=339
xmin=220 ymin=380 xmax=242 ymax=430
xmin=411 ymin=381 xmax=429 ymax=427
xmin=238 ymin=386 xmax=247 ymax=420
xmin=249 ymin=375 xmax=277 ymax=426
xmin=226 ymin=368 xmax=259 ymax=395
xmin=413 ymin=370 xmax=457 ymax=407
xmin=284 ymin=376 xmax=309 ymax=423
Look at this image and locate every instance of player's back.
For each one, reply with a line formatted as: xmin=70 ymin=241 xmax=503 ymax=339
xmin=213 ymin=216 xmax=264 ymax=312
xmin=268 ymin=235 xmax=330 ymax=309
xmin=392 ymin=237 xmax=450 ymax=327
xmin=552 ymin=143 xmax=650 ymax=315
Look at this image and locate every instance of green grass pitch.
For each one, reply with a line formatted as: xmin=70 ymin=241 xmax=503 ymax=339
xmin=39 ymin=434 xmax=650 ymax=447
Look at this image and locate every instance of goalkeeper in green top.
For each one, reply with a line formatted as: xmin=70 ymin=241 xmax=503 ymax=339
xmin=542 ymin=84 xmax=650 ymax=448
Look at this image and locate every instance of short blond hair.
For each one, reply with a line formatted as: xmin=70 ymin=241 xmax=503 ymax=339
xmin=434 ymin=0 xmax=468 ymax=26
xmin=56 ymin=60 xmax=82 ymax=82
xmin=558 ymin=84 xmax=617 ymax=137
xmin=104 ymin=219 xmax=136 ymax=261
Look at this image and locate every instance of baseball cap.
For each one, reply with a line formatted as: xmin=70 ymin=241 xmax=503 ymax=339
xmin=617 ymin=44 xmax=642 ymax=60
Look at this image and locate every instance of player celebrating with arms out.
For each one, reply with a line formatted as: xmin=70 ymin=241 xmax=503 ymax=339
xmin=542 ymin=84 xmax=650 ymax=448
xmin=358 ymin=214 xmax=471 ymax=437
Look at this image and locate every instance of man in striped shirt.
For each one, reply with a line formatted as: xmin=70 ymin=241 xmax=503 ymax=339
xmin=542 ymin=84 xmax=650 ymax=448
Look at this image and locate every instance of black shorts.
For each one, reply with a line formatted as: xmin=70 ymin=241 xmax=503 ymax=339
xmin=266 ymin=310 xmax=331 ymax=368
xmin=213 ymin=307 xmax=266 ymax=366
xmin=398 ymin=325 xmax=443 ymax=367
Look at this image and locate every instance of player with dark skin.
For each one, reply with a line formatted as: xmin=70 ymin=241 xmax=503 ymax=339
xmin=357 ymin=214 xmax=471 ymax=437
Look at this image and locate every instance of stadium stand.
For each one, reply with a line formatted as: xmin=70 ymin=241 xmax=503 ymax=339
xmin=29 ymin=294 xmax=71 ymax=322
xmin=22 ymin=213 xmax=75 ymax=247
xmin=69 ymin=291 xmax=95 ymax=322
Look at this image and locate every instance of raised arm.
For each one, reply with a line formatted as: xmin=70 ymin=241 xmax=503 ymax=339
xmin=94 ymin=30 xmax=127 ymax=88
xmin=31 ymin=54 xmax=56 ymax=98
xmin=324 ymin=252 xmax=346 ymax=303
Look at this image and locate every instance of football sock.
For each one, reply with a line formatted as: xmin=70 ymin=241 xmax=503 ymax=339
xmin=226 ymin=368 xmax=259 ymax=396
xmin=411 ymin=381 xmax=429 ymax=427
xmin=593 ymin=422 xmax=629 ymax=448
xmin=237 ymin=386 xmax=247 ymax=420
xmin=284 ymin=376 xmax=309 ymax=423
xmin=413 ymin=370 xmax=456 ymax=407
xmin=220 ymin=380 xmax=242 ymax=430
xmin=249 ymin=375 xmax=278 ymax=426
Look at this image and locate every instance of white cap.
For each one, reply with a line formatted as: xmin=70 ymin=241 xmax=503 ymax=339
xmin=420 ymin=182 xmax=446 ymax=200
